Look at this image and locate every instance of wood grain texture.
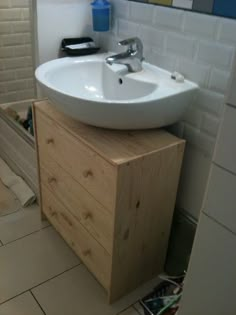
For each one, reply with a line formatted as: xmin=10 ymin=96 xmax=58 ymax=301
xmin=32 ymin=104 xmax=46 ymax=220
xmin=40 ymin=159 xmax=114 ymax=254
xmin=109 ymin=143 xmax=185 ymax=302
xmin=35 ymin=109 xmax=116 ymax=211
xmin=42 ymin=185 xmax=111 ymax=290
xmin=34 ymin=100 xmax=183 ymax=165
xmin=34 ymin=100 xmax=185 ymax=303
xmin=0 ymin=115 xmax=38 ymax=196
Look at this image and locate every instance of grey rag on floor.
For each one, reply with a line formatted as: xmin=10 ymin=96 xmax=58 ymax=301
xmin=0 ymin=157 xmax=36 ymax=207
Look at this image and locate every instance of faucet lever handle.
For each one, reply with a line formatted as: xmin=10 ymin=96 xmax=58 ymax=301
xmin=118 ymin=39 xmax=134 ymax=52
xmin=119 ymin=37 xmax=135 ymax=45
xmin=118 ymin=37 xmax=144 ymax=59
xmin=119 ymin=37 xmax=143 ymax=50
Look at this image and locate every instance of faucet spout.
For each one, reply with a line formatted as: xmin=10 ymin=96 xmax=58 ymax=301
xmin=105 ymin=37 xmax=144 ymax=73
xmin=106 ymin=52 xmax=130 ymax=65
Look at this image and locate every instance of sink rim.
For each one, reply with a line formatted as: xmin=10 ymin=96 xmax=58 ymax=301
xmin=35 ymin=53 xmax=198 ymax=106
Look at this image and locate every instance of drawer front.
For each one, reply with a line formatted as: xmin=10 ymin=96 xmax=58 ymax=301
xmin=204 ymin=164 xmax=236 ymax=234
xmin=36 ymin=110 xmax=116 ymax=211
xmin=214 ymin=105 xmax=236 ymax=173
xmin=41 ymin=185 xmax=111 ymax=290
xmin=40 ymin=158 xmax=113 ymax=254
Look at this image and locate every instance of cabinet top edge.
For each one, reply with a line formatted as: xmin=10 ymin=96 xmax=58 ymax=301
xmin=34 ymin=100 xmax=185 ymax=165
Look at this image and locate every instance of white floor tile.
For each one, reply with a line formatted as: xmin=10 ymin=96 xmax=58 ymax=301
xmin=0 ymin=226 xmax=80 ymax=304
xmin=33 ymin=265 xmax=114 ymax=315
xmin=0 ymin=180 xmax=21 ymax=217
xmin=32 ymin=264 xmax=161 ymax=315
xmin=119 ymin=307 xmax=140 ymax=315
xmin=0 ymin=292 xmax=44 ymax=315
xmin=133 ymin=302 xmax=144 ymax=315
xmin=0 ymin=203 xmax=49 ymax=244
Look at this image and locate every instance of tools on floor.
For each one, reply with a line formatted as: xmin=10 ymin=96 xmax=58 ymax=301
xmin=3 ymin=107 xmax=22 ymax=123
xmin=3 ymin=106 xmax=34 ymax=136
xmin=140 ymin=274 xmax=185 ymax=315
xmin=22 ymin=107 xmax=34 ymax=136
xmin=0 ymin=158 xmax=36 ymax=207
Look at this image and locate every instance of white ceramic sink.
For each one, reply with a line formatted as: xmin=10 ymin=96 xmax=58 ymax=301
xmin=35 ymin=53 xmax=198 ymax=129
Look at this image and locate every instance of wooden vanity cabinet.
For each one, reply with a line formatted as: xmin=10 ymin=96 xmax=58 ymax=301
xmin=33 ymin=100 xmax=185 ymax=303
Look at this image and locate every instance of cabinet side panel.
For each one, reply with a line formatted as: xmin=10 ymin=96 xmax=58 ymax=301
xmin=32 ymin=103 xmax=46 ymax=220
xmin=109 ymin=142 xmax=185 ymax=302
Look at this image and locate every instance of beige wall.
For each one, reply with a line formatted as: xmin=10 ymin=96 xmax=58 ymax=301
xmin=0 ymin=0 xmax=35 ymax=105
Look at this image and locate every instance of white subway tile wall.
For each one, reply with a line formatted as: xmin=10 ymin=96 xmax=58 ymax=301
xmin=183 ymin=12 xmax=218 ymax=38
xmin=0 ymin=0 xmax=35 ymax=104
xmin=172 ymin=0 xmax=193 ymax=9
xmin=154 ymin=7 xmax=184 ymax=31
xmin=97 ymin=0 xmax=236 ymax=218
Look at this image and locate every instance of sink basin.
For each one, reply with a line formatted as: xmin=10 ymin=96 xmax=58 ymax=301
xmin=35 ymin=53 xmax=198 ymax=129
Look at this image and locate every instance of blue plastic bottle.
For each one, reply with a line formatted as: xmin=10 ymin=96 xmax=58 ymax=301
xmin=91 ymin=0 xmax=111 ymax=32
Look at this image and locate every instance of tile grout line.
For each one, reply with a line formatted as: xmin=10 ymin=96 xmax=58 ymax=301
xmin=0 ymin=224 xmax=51 ymax=247
xmin=30 ymin=290 xmax=47 ymax=315
xmin=203 ymin=212 xmax=236 ymax=237
xmin=132 ymin=305 xmax=142 ymax=315
xmin=29 ymin=263 xmax=82 ymax=292
xmin=117 ymin=305 xmax=133 ymax=315
xmin=117 ymin=304 xmax=141 ymax=315
xmin=133 ymin=303 xmax=143 ymax=315
xmin=0 ymin=263 xmax=81 ymax=307
xmin=0 ymin=208 xmax=21 ymax=219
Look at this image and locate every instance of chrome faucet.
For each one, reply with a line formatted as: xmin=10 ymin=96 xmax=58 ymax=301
xmin=105 ymin=37 xmax=144 ymax=73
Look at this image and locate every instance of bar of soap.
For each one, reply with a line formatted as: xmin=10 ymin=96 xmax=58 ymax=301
xmin=65 ymin=42 xmax=96 ymax=50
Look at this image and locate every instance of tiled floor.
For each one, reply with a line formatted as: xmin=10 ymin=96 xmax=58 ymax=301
xmin=0 ymin=185 xmax=161 ymax=315
xmin=0 ymin=180 xmax=21 ymax=217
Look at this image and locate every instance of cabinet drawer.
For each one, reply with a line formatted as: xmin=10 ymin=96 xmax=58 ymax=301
xmin=204 ymin=164 xmax=236 ymax=234
xmin=40 ymin=158 xmax=113 ymax=254
xmin=214 ymin=105 xmax=236 ymax=173
xmin=36 ymin=110 xmax=116 ymax=211
xmin=41 ymin=185 xmax=111 ymax=289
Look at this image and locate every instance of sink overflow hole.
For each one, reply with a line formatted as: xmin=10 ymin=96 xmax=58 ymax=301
xmin=119 ymin=78 xmax=123 ymax=85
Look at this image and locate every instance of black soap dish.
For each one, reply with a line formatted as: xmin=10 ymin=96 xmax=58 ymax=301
xmin=61 ymin=37 xmax=100 ymax=56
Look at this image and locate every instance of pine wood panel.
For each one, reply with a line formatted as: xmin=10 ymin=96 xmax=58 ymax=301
xmin=0 ymin=115 xmax=38 ymax=195
xmin=32 ymin=104 xmax=45 ymax=221
xmin=34 ymin=100 xmax=185 ymax=303
xmin=41 ymin=185 xmax=111 ymax=289
xmin=35 ymin=109 xmax=116 ymax=211
xmin=109 ymin=143 xmax=185 ymax=302
xmin=40 ymin=159 xmax=113 ymax=254
xmin=34 ymin=100 xmax=183 ymax=165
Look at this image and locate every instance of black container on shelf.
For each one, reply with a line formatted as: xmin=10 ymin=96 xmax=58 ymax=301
xmin=61 ymin=37 xmax=100 ymax=56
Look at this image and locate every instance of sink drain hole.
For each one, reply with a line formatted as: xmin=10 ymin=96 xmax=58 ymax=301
xmin=118 ymin=78 xmax=123 ymax=85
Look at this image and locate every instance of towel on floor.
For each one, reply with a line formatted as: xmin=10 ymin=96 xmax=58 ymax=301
xmin=0 ymin=158 xmax=36 ymax=207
